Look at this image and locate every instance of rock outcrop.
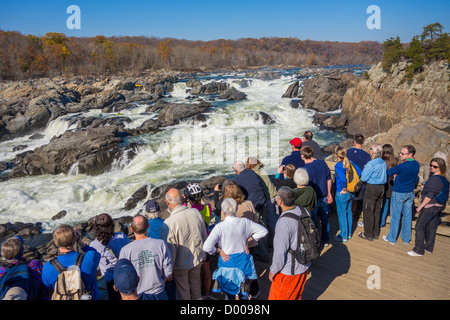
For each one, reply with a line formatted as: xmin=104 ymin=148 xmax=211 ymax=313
xmin=8 ymin=125 xmax=138 ymax=178
xmin=0 ymin=74 xmax=179 ymax=141
xmin=339 ymin=60 xmax=450 ymax=137
xmin=282 ymin=73 xmax=359 ymax=113
xmin=363 ymin=116 xmax=450 ymax=165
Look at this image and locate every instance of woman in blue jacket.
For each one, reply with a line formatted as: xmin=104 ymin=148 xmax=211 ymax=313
xmin=333 ymin=147 xmax=362 ymax=242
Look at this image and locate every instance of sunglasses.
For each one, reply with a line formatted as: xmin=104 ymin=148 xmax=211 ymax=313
xmin=430 ymin=164 xmax=439 ymax=169
xmin=399 ymin=152 xmax=409 ymax=156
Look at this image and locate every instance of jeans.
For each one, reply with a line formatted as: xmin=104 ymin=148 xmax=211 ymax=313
xmin=312 ymin=197 xmax=330 ymax=243
xmin=386 ymin=191 xmax=414 ymax=244
xmin=335 ymin=192 xmax=353 ymax=240
xmin=413 ymin=206 xmax=442 ymax=254
xmin=380 ymin=197 xmax=390 ymax=228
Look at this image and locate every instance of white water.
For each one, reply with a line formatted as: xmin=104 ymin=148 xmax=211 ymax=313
xmin=0 ymin=70 xmax=349 ymax=230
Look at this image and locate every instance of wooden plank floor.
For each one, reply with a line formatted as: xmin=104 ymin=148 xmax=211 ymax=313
xmin=253 ymin=212 xmax=450 ymax=300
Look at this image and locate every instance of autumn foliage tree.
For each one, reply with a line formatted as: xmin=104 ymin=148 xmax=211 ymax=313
xmin=0 ymin=30 xmax=386 ymax=80
xmin=157 ymin=40 xmax=173 ymax=64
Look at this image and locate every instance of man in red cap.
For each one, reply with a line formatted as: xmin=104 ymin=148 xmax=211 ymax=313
xmin=280 ymin=137 xmax=305 ymax=169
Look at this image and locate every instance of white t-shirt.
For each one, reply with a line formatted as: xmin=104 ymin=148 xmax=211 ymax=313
xmin=203 ymin=216 xmax=268 ymax=255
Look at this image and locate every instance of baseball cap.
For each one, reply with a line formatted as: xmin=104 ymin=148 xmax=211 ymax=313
xmin=114 ymin=259 xmax=139 ymax=294
xmin=289 ymin=137 xmax=302 ymax=148
xmin=145 ymin=199 xmax=161 ymax=214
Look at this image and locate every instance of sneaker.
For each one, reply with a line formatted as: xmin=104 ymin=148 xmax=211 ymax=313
xmin=358 ymin=221 xmax=364 ymax=227
xmin=382 ymin=235 xmax=395 ymax=245
xmin=334 ymin=235 xmax=347 ymax=243
xmin=407 ymin=250 xmax=423 ymax=257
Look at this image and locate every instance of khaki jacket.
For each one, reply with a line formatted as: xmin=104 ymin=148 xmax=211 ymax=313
xmin=164 ymin=205 xmax=207 ymax=270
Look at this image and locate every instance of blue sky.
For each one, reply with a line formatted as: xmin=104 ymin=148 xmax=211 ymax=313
xmin=0 ymin=0 xmax=449 ymax=43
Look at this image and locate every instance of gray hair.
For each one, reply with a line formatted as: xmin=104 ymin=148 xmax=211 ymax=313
xmin=371 ymin=143 xmax=383 ymax=158
xmin=165 ymin=190 xmax=182 ymax=206
xmin=221 ymin=198 xmax=238 ymax=217
xmin=293 ymin=168 xmax=309 ymax=186
xmin=233 ymin=160 xmax=246 ymax=173
xmin=145 ymin=210 xmax=161 ymax=220
xmin=277 ymin=186 xmax=295 ymax=207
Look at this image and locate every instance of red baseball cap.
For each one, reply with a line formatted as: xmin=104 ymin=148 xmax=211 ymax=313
xmin=289 ymin=137 xmax=302 ymax=147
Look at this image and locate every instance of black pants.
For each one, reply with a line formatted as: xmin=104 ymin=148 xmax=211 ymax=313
xmin=362 ymin=184 xmax=385 ymax=239
xmin=413 ymin=206 xmax=442 ymax=255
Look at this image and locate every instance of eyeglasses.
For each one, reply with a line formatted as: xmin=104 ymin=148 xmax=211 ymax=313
xmin=399 ymin=152 xmax=409 ymax=156
xmin=430 ymin=164 xmax=439 ymax=169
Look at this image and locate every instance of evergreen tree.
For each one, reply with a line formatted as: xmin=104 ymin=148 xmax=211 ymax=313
xmin=420 ymin=22 xmax=449 ymax=61
xmin=381 ymin=36 xmax=403 ymax=71
xmin=404 ymin=36 xmax=425 ymax=81
xmin=428 ymin=32 xmax=450 ymax=62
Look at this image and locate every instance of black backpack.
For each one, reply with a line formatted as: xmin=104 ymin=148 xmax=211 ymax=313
xmin=280 ymin=206 xmax=322 ymax=274
xmin=435 ymin=175 xmax=449 ymax=205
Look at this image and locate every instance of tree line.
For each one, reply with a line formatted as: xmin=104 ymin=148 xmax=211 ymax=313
xmin=381 ymin=22 xmax=450 ymax=81
xmin=0 ymin=31 xmax=384 ymax=80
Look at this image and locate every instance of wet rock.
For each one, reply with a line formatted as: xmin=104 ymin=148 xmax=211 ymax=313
xmin=52 ymin=210 xmax=68 ymax=221
xmin=8 ymin=125 xmax=136 ymax=178
xmin=218 ymin=87 xmax=247 ymax=101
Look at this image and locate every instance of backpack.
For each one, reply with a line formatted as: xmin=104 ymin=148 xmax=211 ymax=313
xmin=279 ymin=206 xmax=322 ymax=274
xmin=435 ymin=175 xmax=449 ymax=205
xmin=50 ymin=252 xmax=91 ymax=300
xmin=0 ymin=262 xmax=38 ymax=300
xmin=335 ymin=162 xmax=362 ymax=194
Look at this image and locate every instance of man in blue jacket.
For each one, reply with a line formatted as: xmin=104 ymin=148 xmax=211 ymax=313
xmin=233 ymin=160 xmax=267 ymax=212
xmin=233 ymin=160 xmax=269 ymax=261
xmin=358 ymin=144 xmax=387 ymax=241
xmin=42 ymin=224 xmax=101 ymax=300
xmin=281 ymin=137 xmax=305 ymax=169
xmin=383 ymin=145 xmax=420 ymax=245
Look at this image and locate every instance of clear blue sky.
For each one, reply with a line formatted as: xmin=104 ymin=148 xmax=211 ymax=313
xmin=1 ymin=0 xmax=449 ymax=43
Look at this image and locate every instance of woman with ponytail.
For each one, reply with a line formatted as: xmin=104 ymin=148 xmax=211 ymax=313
xmin=333 ymin=146 xmax=362 ymax=242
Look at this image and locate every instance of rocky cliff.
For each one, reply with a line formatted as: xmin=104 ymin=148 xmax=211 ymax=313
xmin=339 ymin=60 xmax=449 ymax=137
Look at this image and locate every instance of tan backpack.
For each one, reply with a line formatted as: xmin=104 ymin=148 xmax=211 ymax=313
xmin=50 ymin=252 xmax=91 ymax=300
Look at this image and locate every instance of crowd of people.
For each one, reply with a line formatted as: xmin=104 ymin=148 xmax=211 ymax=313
xmin=0 ymin=131 xmax=448 ymax=301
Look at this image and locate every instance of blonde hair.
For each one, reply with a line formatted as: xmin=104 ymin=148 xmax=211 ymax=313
xmin=53 ymin=224 xmax=76 ymax=250
xmin=335 ymin=146 xmax=351 ymax=170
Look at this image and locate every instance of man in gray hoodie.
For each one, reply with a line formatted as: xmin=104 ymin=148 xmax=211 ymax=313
xmin=268 ymin=186 xmax=310 ymax=300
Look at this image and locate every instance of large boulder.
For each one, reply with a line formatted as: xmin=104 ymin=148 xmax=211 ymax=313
xmin=190 ymin=81 xmax=229 ymax=95
xmin=157 ymin=101 xmax=212 ymax=126
xmin=300 ymin=75 xmax=355 ymax=112
xmin=363 ymin=116 xmax=450 ymax=165
xmin=8 ymin=125 xmax=137 ymax=178
xmin=282 ymin=74 xmax=358 ymax=113
xmin=218 ymin=87 xmax=247 ymax=101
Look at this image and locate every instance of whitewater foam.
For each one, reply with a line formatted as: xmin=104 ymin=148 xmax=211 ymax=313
xmin=0 ymin=69 xmax=350 ymax=230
